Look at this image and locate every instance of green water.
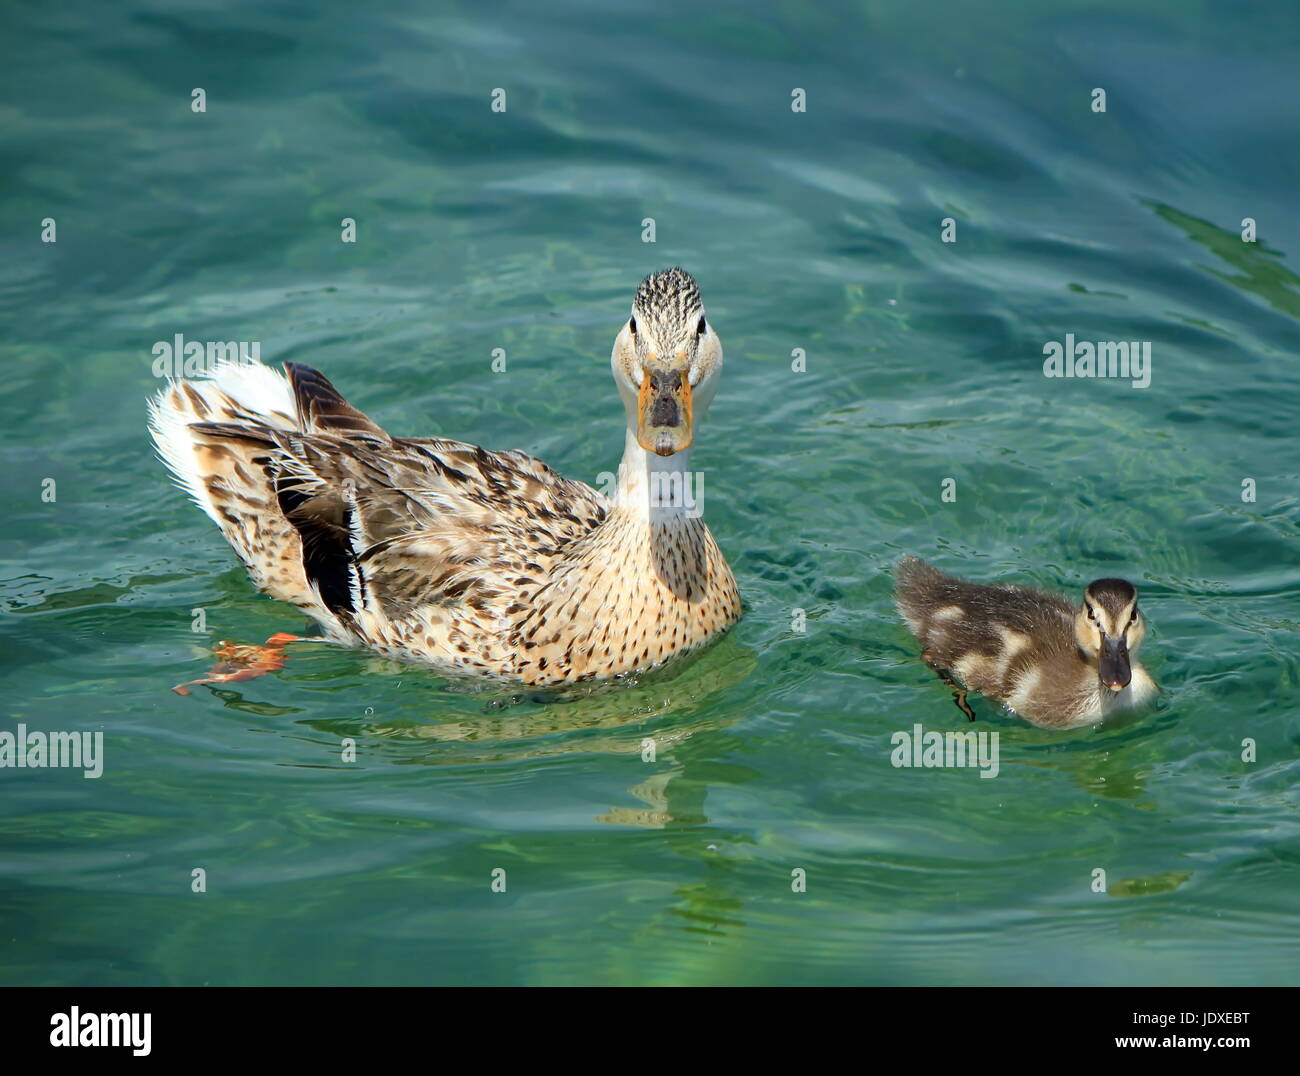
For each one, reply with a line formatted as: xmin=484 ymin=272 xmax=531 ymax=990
xmin=3 ymin=0 xmax=1299 ymax=986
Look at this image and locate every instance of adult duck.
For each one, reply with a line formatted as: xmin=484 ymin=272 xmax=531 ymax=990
xmin=150 ymin=269 xmax=741 ymax=686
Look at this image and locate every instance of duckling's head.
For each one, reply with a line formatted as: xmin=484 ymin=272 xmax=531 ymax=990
xmin=1074 ymin=579 xmax=1146 ymax=691
xmin=611 ymin=268 xmax=723 ymax=457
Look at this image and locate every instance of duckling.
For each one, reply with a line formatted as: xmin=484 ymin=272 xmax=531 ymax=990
xmin=893 ymin=556 xmax=1158 ymax=729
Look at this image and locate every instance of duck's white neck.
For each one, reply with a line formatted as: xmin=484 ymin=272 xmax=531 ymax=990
xmin=613 ymin=425 xmax=702 ymax=524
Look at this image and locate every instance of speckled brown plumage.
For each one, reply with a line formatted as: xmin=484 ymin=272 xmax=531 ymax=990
xmin=148 ymin=273 xmax=741 ymax=685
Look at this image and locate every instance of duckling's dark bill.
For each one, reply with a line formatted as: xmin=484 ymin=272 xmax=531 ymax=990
xmin=1098 ymin=635 xmax=1131 ymax=690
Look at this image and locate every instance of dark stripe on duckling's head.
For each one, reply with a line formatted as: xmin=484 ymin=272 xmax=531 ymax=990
xmin=1084 ymin=578 xmax=1137 ymax=618
xmin=1080 ymin=578 xmax=1139 ymax=690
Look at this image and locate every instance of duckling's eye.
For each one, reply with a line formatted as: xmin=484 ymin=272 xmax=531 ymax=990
xmin=696 ymin=316 xmax=707 ymax=336
xmin=628 ymin=316 xmax=637 ymax=336
xmin=1128 ymin=611 xmax=1139 ymax=627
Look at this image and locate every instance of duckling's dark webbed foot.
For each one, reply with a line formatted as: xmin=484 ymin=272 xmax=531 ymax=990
xmin=921 ymin=651 xmax=977 ymax=722
xmin=947 ymin=686 xmax=977 ymax=722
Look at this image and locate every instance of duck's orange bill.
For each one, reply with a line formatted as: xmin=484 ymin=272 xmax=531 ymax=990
xmin=636 ymin=369 xmax=693 ymax=456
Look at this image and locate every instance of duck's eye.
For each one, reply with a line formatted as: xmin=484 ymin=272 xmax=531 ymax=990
xmin=696 ymin=316 xmax=707 ymax=336
xmin=1128 ymin=611 xmax=1139 ymax=627
xmin=628 ymin=316 xmax=637 ymax=336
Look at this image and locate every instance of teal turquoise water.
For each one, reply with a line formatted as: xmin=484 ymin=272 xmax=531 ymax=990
xmin=3 ymin=1 xmax=1299 ymax=985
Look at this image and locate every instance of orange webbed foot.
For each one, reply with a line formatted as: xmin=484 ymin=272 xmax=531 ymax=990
xmin=172 ymin=633 xmax=303 ymax=695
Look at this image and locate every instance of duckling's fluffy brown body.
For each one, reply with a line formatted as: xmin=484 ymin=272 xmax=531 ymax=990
xmin=894 ymin=556 xmax=1156 ymax=729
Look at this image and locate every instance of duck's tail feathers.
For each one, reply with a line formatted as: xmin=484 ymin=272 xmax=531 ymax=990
xmin=893 ymin=555 xmax=947 ymax=633
xmin=284 ymin=362 xmax=388 ymax=437
xmin=146 ymin=358 xmax=381 ymax=624
xmin=147 ymin=360 xmax=297 ymax=528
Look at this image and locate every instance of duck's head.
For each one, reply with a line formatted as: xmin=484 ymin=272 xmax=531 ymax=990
xmin=1074 ymin=578 xmax=1146 ymax=691
xmin=611 ymin=268 xmax=723 ymax=457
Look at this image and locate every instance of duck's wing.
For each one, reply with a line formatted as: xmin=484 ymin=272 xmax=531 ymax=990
xmin=244 ymin=429 xmax=609 ymax=630
xmin=151 ymin=360 xmax=608 ymax=636
xmin=895 ymin=556 xmax=1075 ymax=659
